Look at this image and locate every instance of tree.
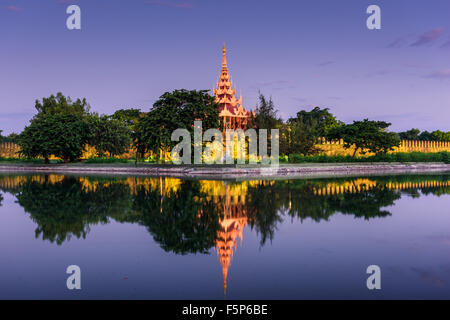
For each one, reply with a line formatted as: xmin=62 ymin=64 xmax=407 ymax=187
xmin=18 ymin=113 xmax=89 ymax=163
xmin=112 ymin=108 xmax=142 ymax=129
xmin=3 ymin=132 xmax=19 ymax=143
xmin=326 ymin=119 xmax=400 ymax=157
xmin=34 ymin=92 xmax=90 ymax=117
xmin=87 ymin=114 xmax=131 ymax=157
xmin=398 ymin=128 xmax=420 ymax=141
xmin=280 ymin=107 xmax=341 ymax=156
xmin=431 ymin=130 xmax=450 ymax=142
xmin=418 ymin=131 xmax=436 ymax=141
xmin=136 ymin=89 xmax=221 ymax=158
xmin=294 ymin=107 xmax=342 ymax=137
xmin=112 ymin=108 xmax=146 ymax=159
xmin=280 ymin=120 xmax=317 ymax=155
xmin=17 ymin=93 xmax=91 ymax=163
xmin=252 ymin=92 xmax=282 ymax=129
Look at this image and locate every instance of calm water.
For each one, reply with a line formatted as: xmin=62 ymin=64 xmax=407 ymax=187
xmin=1 ymin=172 xmax=450 ymax=299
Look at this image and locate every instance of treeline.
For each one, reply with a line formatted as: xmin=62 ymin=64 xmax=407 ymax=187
xmin=3 ymin=90 xmax=449 ymax=163
xmin=398 ymin=128 xmax=450 ymax=142
xmin=0 ymin=130 xmax=19 ymax=143
xmin=12 ymin=90 xmax=220 ymax=163
xmin=252 ymin=93 xmax=400 ymax=157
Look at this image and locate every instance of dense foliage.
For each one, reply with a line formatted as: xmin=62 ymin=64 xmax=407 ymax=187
xmin=285 ymin=151 xmax=450 ymax=164
xmin=280 ymin=107 xmax=341 ymax=155
xmin=136 ymin=89 xmax=221 ymax=157
xmin=4 ymin=90 xmax=450 ymax=163
xmin=398 ymin=128 xmax=450 ymax=141
xmin=17 ymin=93 xmax=134 ymax=162
xmin=87 ymin=114 xmax=131 ymax=157
xmin=326 ymin=119 xmax=401 ymax=157
xmin=18 ymin=113 xmax=89 ymax=163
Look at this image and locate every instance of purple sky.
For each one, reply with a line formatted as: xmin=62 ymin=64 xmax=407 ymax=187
xmin=1 ymin=0 xmax=449 ymax=134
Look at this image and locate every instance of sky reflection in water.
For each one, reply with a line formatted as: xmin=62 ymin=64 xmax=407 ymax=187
xmin=0 ymin=173 xmax=449 ymax=299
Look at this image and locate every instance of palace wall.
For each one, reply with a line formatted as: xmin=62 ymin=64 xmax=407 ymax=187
xmin=315 ymin=138 xmax=450 ymax=157
xmin=1 ymin=140 xmax=450 ymax=160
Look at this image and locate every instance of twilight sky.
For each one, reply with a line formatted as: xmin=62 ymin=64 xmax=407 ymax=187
xmin=1 ymin=0 xmax=449 ymax=134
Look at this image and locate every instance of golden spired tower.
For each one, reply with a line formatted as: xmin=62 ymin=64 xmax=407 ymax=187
xmin=213 ymin=44 xmax=254 ymax=130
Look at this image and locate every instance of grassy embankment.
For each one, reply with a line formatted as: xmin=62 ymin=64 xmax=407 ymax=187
xmin=1 ymin=152 xmax=449 ymax=165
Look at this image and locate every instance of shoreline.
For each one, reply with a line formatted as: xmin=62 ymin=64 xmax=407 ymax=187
xmin=0 ymin=162 xmax=449 ymax=180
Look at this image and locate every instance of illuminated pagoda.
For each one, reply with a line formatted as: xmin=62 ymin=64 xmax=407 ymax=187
xmin=213 ymin=44 xmax=255 ymax=131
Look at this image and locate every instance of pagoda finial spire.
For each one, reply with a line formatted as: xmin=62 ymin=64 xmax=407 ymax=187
xmin=222 ymin=42 xmax=227 ymax=68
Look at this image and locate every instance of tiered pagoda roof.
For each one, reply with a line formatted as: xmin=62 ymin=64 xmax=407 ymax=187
xmin=213 ymin=45 xmax=254 ymax=126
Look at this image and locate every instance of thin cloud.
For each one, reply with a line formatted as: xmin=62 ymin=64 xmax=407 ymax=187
xmin=411 ymin=267 xmax=444 ymax=288
xmin=410 ymin=27 xmax=445 ymax=47
xmin=255 ymin=80 xmax=290 ymax=87
xmin=145 ymin=0 xmax=193 ymax=9
xmin=327 ymin=96 xmax=343 ymax=100
xmin=6 ymin=5 xmax=22 ymax=12
xmin=387 ymin=34 xmax=416 ymax=48
xmin=387 ymin=37 xmax=406 ymax=48
xmin=425 ymin=69 xmax=450 ymax=79
xmin=291 ymin=97 xmax=307 ymax=103
xmin=364 ymin=70 xmax=392 ymax=78
xmin=317 ymin=61 xmax=335 ymax=67
xmin=441 ymin=38 xmax=450 ymax=49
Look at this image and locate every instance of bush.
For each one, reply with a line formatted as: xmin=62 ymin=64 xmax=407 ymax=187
xmin=287 ymin=152 xmax=450 ymax=164
xmin=84 ymin=157 xmax=129 ymax=164
xmin=0 ymin=157 xmax=63 ymax=164
xmin=440 ymin=152 xmax=450 ymax=164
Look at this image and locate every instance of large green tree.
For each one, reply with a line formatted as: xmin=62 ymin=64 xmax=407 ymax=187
xmin=112 ymin=108 xmax=146 ymax=158
xmin=280 ymin=107 xmax=341 ymax=156
xmin=398 ymin=128 xmax=420 ymax=141
xmin=294 ymin=107 xmax=342 ymax=137
xmin=17 ymin=93 xmax=91 ymax=163
xmin=34 ymin=92 xmax=90 ymax=117
xmin=326 ymin=119 xmax=400 ymax=157
xmin=18 ymin=113 xmax=89 ymax=163
xmin=136 ymin=89 xmax=221 ymax=158
xmin=280 ymin=119 xmax=317 ymax=155
xmin=87 ymin=114 xmax=131 ymax=157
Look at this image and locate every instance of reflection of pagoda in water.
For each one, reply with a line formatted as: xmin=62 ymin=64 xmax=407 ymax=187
xmin=200 ymin=180 xmax=253 ymax=294
xmin=216 ymin=184 xmax=247 ymax=294
xmin=2 ymin=175 xmax=450 ymax=293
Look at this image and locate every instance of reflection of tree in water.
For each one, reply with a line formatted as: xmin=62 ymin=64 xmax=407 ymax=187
xmin=0 ymin=175 xmax=222 ymax=253
xmin=1 ymin=173 xmax=449 ymax=294
xmin=245 ymin=179 xmax=403 ymax=245
xmin=0 ymin=192 xmax=3 ymax=208
xmin=0 ymin=173 xmax=448 ymax=252
xmin=132 ymin=180 xmax=222 ymax=255
xmin=324 ymin=186 xmax=400 ymax=219
xmin=12 ymin=176 xmax=134 ymax=245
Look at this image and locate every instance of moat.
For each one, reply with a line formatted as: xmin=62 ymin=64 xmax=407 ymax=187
xmin=0 ymin=172 xmax=449 ymax=299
